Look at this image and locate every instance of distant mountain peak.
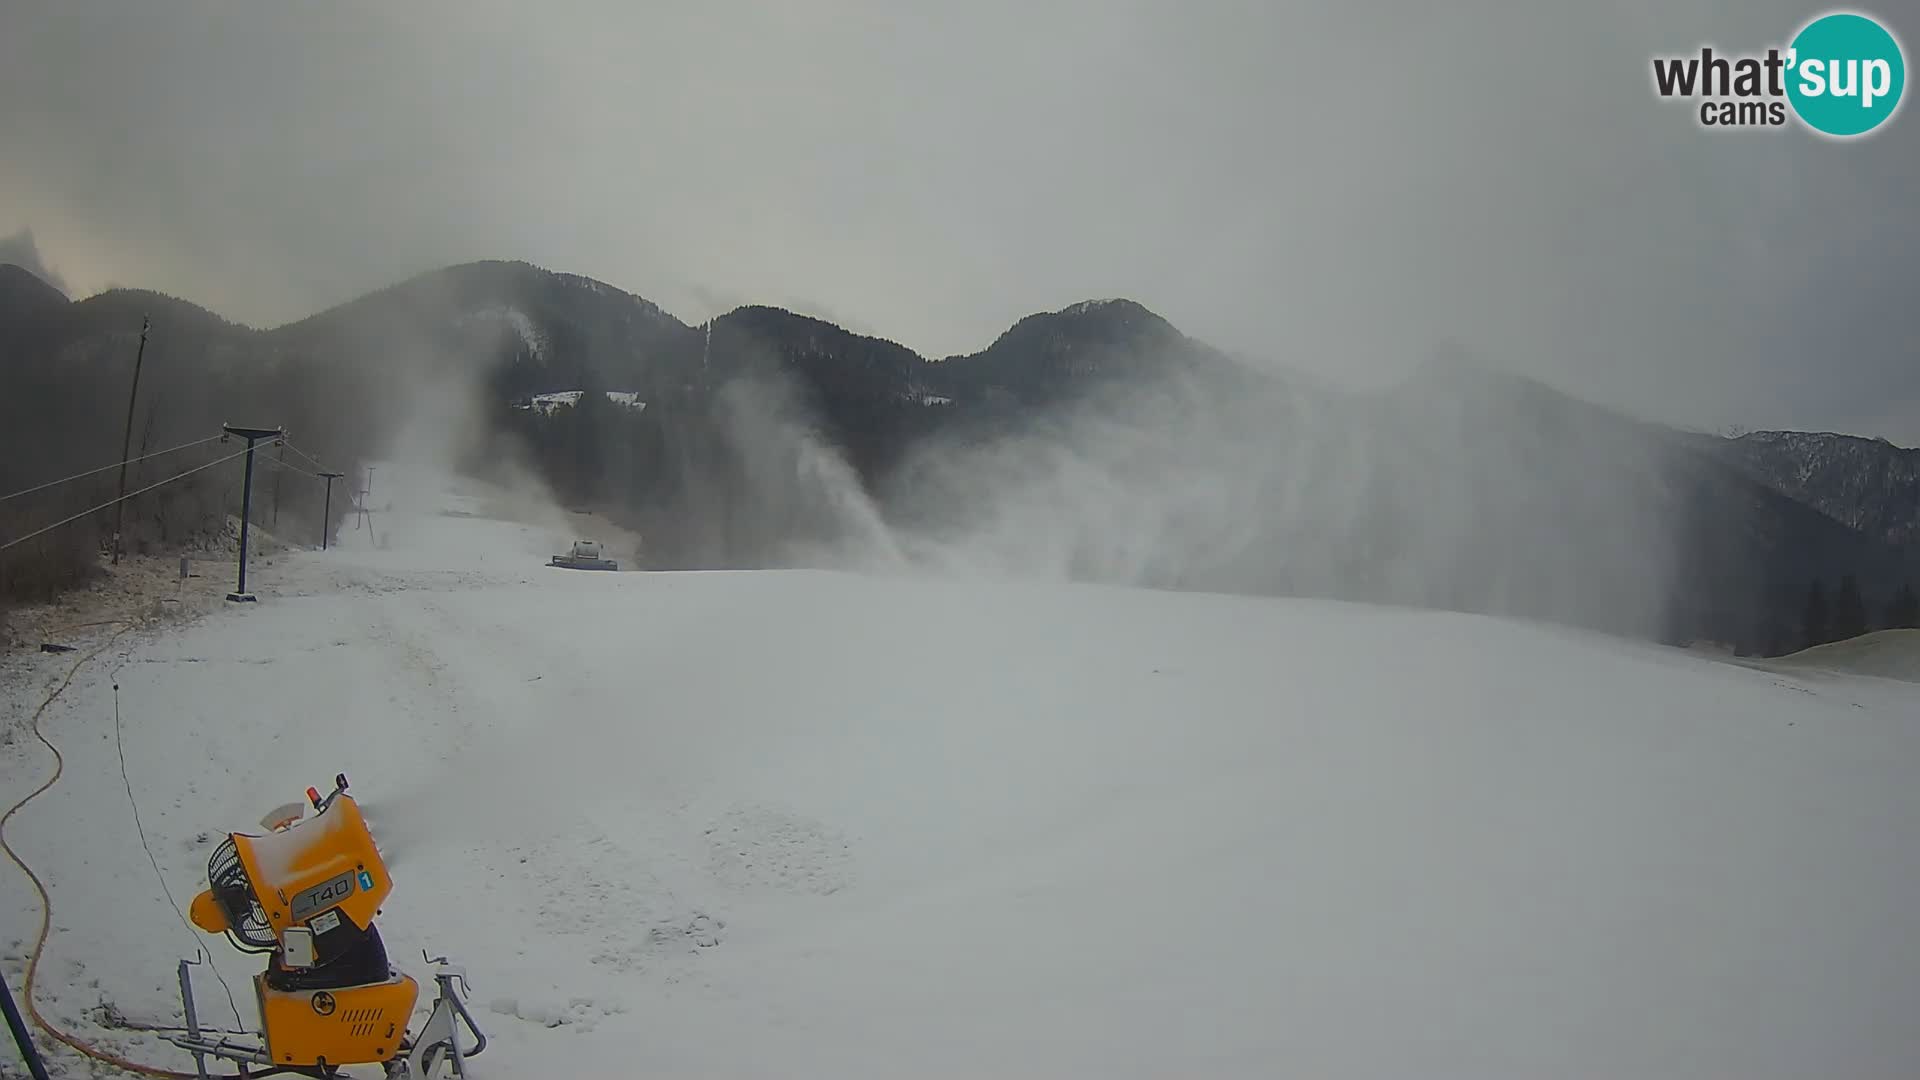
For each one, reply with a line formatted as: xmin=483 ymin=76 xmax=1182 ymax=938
xmin=983 ymin=297 xmax=1180 ymax=352
xmin=0 ymin=229 xmax=68 ymax=296
xmin=1739 ymin=429 xmax=1917 ymax=453
xmin=0 ymin=262 xmax=70 ymax=318
xmin=1058 ymin=298 xmax=1148 ymax=317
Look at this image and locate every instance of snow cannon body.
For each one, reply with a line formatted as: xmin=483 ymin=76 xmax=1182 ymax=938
xmin=172 ymin=774 xmax=486 ymax=1078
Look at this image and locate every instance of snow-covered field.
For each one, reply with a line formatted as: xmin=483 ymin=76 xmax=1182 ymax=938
xmin=6 ymin=463 xmax=1920 ymax=1078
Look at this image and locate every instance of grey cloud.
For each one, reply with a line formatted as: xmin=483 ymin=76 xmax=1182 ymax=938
xmin=1 ymin=1 xmax=1913 ymax=439
xmin=0 ymin=229 xmax=68 ymax=294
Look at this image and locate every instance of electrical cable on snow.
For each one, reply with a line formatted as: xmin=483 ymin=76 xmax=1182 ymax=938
xmin=112 ymin=680 xmax=246 ymax=1031
xmin=0 ymin=626 xmax=203 ymax=1079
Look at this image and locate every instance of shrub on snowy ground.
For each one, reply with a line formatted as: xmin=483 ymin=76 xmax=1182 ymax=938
xmin=0 ymin=516 xmax=102 ymax=607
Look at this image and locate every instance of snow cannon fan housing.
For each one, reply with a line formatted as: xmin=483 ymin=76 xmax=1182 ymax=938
xmin=191 ymin=786 xmax=393 ymax=956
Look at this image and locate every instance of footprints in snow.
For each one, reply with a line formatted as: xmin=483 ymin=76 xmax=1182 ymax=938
xmin=488 ymin=993 xmax=628 ymax=1032
xmin=513 ymin=828 xmax=727 ymax=977
xmin=704 ymin=802 xmax=854 ymax=896
xmin=589 ymin=914 xmax=727 ymax=974
xmin=495 ymin=802 xmax=852 ymax=988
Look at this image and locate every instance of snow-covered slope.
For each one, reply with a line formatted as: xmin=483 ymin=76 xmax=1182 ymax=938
xmin=5 ymin=464 xmax=1920 ymax=1079
xmin=1769 ymin=628 xmax=1920 ymax=683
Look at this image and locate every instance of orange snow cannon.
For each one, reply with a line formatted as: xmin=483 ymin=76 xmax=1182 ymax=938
xmin=173 ymin=774 xmax=486 ymax=1078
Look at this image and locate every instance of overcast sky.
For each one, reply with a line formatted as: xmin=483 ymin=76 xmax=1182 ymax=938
xmin=2 ymin=1 xmax=1915 ymax=441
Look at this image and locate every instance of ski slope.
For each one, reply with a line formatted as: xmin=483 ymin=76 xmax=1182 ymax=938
xmin=1770 ymin=629 xmax=1920 ymax=684
xmin=6 ymin=464 xmax=1920 ymax=1079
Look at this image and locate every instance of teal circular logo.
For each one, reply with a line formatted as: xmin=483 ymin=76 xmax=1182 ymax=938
xmin=1787 ymin=12 xmax=1906 ymax=137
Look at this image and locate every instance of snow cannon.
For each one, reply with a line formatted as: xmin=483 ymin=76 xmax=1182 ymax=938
xmin=171 ymin=774 xmax=486 ymax=1078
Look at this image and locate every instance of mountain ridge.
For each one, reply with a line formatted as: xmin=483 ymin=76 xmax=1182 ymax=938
xmin=4 ymin=256 xmax=1917 ymax=656
xmin=13 ymin=257 xmax=1916 ymax=451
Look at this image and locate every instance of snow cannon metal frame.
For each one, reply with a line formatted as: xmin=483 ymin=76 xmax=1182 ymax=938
xmin=169 ymin=774 xmax=486 ymax=1079
xmin=549 ymin=538 xmax=617 ymax=571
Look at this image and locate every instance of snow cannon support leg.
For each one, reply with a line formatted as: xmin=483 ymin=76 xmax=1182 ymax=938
xmin=178 ymin=959 xmax=209 ymax=1080
xmin=390 ymin=956 xmax=487 ymax=1079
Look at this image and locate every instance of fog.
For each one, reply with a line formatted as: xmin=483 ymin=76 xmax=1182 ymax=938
xmin=308 ymin=256 xmax=1702 ymax=643
xmin=653 ymin=344 xmax=1689 ymax=640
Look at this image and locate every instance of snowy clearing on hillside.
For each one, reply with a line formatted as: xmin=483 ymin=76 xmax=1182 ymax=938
xmin=4 ymin=463 xmax=1920 ymax=1079
xmin=513 ymin=390 xmax=647 ymax=416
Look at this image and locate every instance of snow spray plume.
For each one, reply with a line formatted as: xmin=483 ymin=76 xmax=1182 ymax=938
xmin=351 ymin=716 xmax=674 ymax=869
xmin=320 ymin=268 xmax=594 ymax=556
xmin=650 ymin=320 xmax=906 ymax=571
xmin=880 ymin=345 xmax=1686 ymax=641
xmin=704 ymin=370 xmax=906 ymax=571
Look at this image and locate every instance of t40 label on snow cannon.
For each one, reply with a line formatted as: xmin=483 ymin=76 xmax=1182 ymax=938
xmin=291 ymin=871 xmax=357 ymax=922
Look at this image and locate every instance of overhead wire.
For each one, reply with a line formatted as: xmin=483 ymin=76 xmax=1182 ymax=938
xmin=0 ymin=435 xmax=224 ymax=505
xmin=0 ymin=443 xmax=254 ymax=553
xmin=278 ymin=442 xmax=329 ymax=473
xmin=262 ymin=455 xmax=322 ymax=481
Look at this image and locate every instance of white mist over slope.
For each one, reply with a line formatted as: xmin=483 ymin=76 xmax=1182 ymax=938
xmin=715 ymin=356 xmax=1689 ymax=638
xmin=3 ymin=462 xmax=1917 ymax=1079
xmin=709 ymin=375 xmax=908 ymax=571
xmin=310 ymin=267 xmax=1690 ymax=646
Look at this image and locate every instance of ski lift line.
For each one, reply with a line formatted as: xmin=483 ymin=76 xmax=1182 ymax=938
xmin=283 ymin=444 xmax=326 ymax=472
xmin=0 ymin=434 xmax=224 ymax=505
xmin=261 ymin=455 xmax=323 ymax=482
xmin=279 ymin=441 xmax=328 ymax=473
xmin=0 ymin=625 xmax=203 ymax=1080
xmin=0 ymin=444 xmax=255 ymax=553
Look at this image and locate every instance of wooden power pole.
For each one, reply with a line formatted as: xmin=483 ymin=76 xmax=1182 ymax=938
xmin=111 ymin=315 xmax=150 ymax=565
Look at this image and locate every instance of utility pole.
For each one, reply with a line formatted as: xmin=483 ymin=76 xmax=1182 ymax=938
xmin=111 ymin=314 xmax=150 ymax=565
xmin=319 ymin=472 xmax=344 ymax=550
xmin=222 ymin=424 xmax=283 ymax=603
xmin=273 ymin=439 xmax=286 ymax=527
xmin=355 ymin=466 xmax=376 ymax=535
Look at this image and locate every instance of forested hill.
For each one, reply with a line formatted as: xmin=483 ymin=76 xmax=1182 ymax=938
xmin=3 ymin=258 xmax=1915 ymax=656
